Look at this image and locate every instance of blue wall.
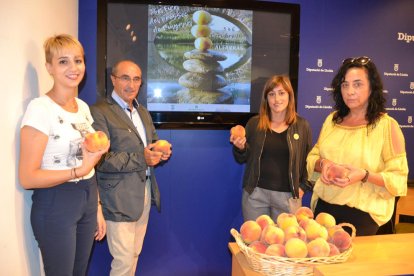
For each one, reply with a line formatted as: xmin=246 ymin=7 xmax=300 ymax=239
xmin=79 ymin=0 xmax=413 ymax=275
xmin=87 ymin=130 xmax=246 ymax=275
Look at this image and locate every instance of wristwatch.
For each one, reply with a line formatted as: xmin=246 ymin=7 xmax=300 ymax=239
xmin=361 ymin=169 xmax=369 ymax=183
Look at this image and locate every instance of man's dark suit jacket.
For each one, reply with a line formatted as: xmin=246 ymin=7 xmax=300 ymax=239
xmin=90 ymin=96 xmax=161 ymax=222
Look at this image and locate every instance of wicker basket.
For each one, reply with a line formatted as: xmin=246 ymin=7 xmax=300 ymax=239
xmin=230 ymin=223 xmax=356 ymax=276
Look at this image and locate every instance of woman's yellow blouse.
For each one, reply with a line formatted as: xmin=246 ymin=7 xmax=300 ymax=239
xmin=307 ymin=112 xmax=408 ymax=226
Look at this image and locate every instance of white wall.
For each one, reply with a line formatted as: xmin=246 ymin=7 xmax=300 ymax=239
xmin=0 ymin=0 xmax=78 ymax=274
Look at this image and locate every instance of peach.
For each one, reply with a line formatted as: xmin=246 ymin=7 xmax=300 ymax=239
xmin=152 ymin=139 xmax=171 ymax=154
xmin=328 ymin=242 xmax=340 ymax=256
xmin=283 ymin=225 xmax=307 ymax=242
xmin=230 ymin=125 xmax=246 ymax=139
xmin=192 ymin=10 xmax=212 ymax=25
xmin=194 ymin=37 xmax=213 ymax=51
xmin=255 ymin=214 xmax=274 ymax=231
xmin=265 ymin=244 xmax=285 ymax=257
xmin=304 ymin=219 xmax=328 ymax=241
xmin=331 ymin=230 xmax=352 ymax=252
xmin=276 ymin=212 xmax=299 ymax=231
xmin=285 ymin=238 xmax=308 ymax=258
xmin=315 ymin=212 xmax=336 ymax=229
xmin=240 ymin=220 xmax=262 ymax=244
xmin=327 ymin=225 xmax=345 ymax=240
xmin=295 ymin=206 xmax=314 ymax=223
xmin=320 ymin=226 xmax=328 ymax=240
xmin=248 ymin=241 xmax=268 ymax=254
xmin=307 ymin=237 xmax=330 ymax=257
xmin=190 ymin=25 xmax=211 ymax=38
xmin=84 ymin=131 xmax=109 ymax=152
xmin=299 ymin=217 xmax=314 ymax=229
xmin=260 ymin=225 xmax=285 ymax=245
xmin=326 ymin=164 xmax=349 ymax=180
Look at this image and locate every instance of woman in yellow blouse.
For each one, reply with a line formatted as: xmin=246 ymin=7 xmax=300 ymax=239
xmin=307 ymin=56 xmax=408 ymax=236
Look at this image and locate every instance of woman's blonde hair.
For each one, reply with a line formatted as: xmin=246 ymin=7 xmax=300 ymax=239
xmin=258 ymin=75 xmax=297 ymax=130
xmin=43 ymin=34 xmax=84 ymax=63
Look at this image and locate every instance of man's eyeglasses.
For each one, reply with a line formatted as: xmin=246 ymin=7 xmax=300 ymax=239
xmin=342 ymin=56 xmax=371 ymax=66
xmin=112 ymin=74 xmax=142 ymax=84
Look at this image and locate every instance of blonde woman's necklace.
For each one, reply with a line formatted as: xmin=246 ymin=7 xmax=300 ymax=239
xmin=48 ymin=91 xmax=78 ymax=113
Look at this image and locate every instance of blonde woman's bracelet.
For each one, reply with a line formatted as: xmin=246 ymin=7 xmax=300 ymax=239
xmin=73 ymin=168 xmax=79 ymax=179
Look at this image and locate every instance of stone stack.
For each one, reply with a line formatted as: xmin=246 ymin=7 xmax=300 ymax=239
xmin=177 ymin=10 xmax=232 ymax=104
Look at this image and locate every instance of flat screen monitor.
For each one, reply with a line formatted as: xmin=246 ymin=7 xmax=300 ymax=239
xmin=97 ymin=0 xmax=300 ymax=129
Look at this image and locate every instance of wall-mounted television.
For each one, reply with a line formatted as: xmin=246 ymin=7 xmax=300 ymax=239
xmin=97 ymin=0 xmax=300 ymax=129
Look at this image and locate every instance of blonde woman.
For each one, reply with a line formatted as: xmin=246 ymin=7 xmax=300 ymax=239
xmin=19 ymin=34 xmax=108 ymax=275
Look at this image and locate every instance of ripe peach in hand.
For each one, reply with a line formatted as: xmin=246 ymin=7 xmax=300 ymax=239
xmin=255 ymin=214 xmax=274 ymax=231
xmin=240 ymin=220 xmax=262 ymax=244
xmin=260 ymin=225 xmax=285 ymax=245
xmin=265 ymin=244 xmax=285 ymax=257
xmin=326 ymin=164 xmax=349 ymax=180
xmin=315 ymin=212 xmax=336 ymax=229
xmin=152 ymin=140 xmax=171 ymax=154
xmin=307 ymin=237 xmax=330 ymax=257
xmin=248 ymin=241 xmax=268 ymax=254
xmin=84 ymin=131 xmax=109 ymax=152
xmin=230 ymin=125 xmax=246 ymax=139
xmin=285 ymin=238 xmax=308 ymax=258
xmin=331 ymin=230 xmax=352 ymax=252
xmin=295 ymin=206 xmax=314 ymax=223
xmin=276 ymin=213 xmax=299 ymax=231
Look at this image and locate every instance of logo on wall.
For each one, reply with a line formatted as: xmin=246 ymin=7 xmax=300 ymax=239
xmin=305 ymin=58 xmax=333 ymax=73
xmin=316 ymin=96 xmax=321 ymax=104
xmin=386 ymin=98 xmax=406 ymax=112
xmin=400 ymin=82 xmax=414 ymax=95
xmin=397 ymin=32 xmax=413 ymax=43
xmin=394 ymin=64 xmax=399 ymax=72
xmin=304 ymin=90 xmax=332 ymax=110
xmin=384 ymin=65 xmax=408 ymax=77
xmin=409 ymin=116 xmax=413 ymax=124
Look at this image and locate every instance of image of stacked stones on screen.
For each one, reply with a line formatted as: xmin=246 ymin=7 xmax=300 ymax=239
xmin=147 ymin=5 xmax=252 ymax=108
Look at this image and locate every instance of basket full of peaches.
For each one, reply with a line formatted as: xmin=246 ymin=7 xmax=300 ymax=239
xmin=230 ymin=207 xmax=356 ymax=276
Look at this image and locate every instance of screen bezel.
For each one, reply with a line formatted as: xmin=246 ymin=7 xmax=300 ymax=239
xmin=97 ymin=0 xmax=300 ymax=129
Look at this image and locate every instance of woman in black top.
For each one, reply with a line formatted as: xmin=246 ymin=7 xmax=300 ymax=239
xmin=231 ymin=75 xmax=312 ymax=221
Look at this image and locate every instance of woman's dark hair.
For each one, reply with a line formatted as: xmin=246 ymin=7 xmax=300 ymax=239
xmin=330 ymin=57 xmax=386 ymax=129
xmin=258 ymin=75 xmax=297 ymax=131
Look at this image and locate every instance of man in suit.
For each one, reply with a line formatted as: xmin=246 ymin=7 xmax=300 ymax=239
xmin=90 ymin=60 xmax=172 ymax=275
